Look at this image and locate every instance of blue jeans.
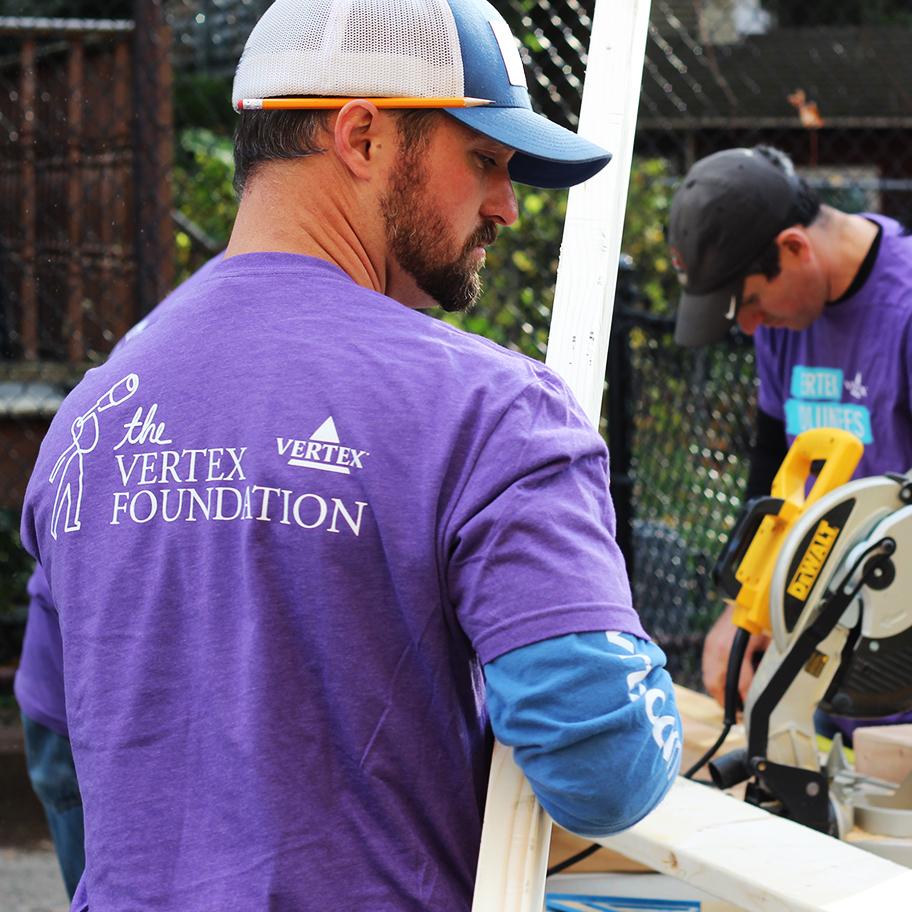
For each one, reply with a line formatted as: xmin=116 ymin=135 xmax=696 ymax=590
xmin=21 ymin=713 xmax=86 ymax=899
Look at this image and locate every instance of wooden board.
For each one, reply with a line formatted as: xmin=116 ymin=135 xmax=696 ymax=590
xmin=854 ymin=724 xmax=912 ymax=785
xmin=594 ymin=776 xmax=912 ymax=912
xmin=471 ymin=1 xmax=655 ymax=907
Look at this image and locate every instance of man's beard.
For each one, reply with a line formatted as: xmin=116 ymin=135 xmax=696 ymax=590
xmin=381 ymin=155 xmax=498 ymax=313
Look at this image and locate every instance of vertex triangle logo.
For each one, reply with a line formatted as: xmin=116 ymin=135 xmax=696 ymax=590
xmin=276 ymin=417 xmax=369 ymax=476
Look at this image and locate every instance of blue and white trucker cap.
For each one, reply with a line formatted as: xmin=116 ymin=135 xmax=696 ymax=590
xmin=232 ymin=0 xmax=611 ymax=189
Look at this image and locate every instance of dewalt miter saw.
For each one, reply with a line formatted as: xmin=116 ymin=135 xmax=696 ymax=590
xmin=706 ymin=427 xmax=912 ymax=851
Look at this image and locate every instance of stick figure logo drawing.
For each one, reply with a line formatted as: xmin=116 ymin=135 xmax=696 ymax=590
xmin=49 ymin=374 xmax=140 ymax=539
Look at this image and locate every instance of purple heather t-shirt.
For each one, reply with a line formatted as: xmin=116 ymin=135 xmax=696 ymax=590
xmin=14 ymin=254 xmax=225 ymax=741
xmin=755 ymin=215 xmax=912 ymax=732
xmin=14 ymin=565 xmax=66 ymax=735
xmin=755 ymin=215 xmax=912 ymax=478
xmin=21 ymin=253 xmax=644 ymax=912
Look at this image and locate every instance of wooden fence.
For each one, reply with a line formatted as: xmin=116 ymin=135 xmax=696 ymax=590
xmin=0 ymin=10 xmax=173 ymax=509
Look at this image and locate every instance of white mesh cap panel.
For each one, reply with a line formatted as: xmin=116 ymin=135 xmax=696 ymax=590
xmin=232 ymin=0 xmax=465 ymax=105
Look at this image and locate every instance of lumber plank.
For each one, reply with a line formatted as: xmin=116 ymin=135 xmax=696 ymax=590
xmin=595 ymin=776 xmax=912 ymax=912
xmin=854 ymin=724 xmax=912 ymax=785
xmin=471 ymin=0 xmax=654 ymax=907
xmin=472 ymin=740 xmax=552 ymax=911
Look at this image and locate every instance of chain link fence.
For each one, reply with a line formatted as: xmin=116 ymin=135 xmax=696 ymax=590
xmin=1 ymin=0 xmax=911 ymax=691
xmin=615 ymin=0 xmax=912 ymax=685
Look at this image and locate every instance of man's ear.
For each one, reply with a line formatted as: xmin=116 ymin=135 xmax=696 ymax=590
xmin=333 ymin=101 xmax=395 ymax=180
xmin=776 ymin=226 xmax=811 ymax=261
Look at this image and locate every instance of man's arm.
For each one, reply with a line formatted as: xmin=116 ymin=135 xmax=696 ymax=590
xmin=484 ymin=631 xmax=680 ymax=836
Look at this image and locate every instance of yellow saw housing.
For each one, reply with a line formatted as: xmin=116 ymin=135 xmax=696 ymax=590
xmin=729 ymin=427 xmax=863 ymax=635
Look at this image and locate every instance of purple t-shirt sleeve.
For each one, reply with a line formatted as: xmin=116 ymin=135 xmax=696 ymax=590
xmin=754 ymin=328 xmax=785 ymax=421
xmin=445 ymin=371 xmax=645 ymax=664
xmin=13 ymin=564 xmax=67 ymax=737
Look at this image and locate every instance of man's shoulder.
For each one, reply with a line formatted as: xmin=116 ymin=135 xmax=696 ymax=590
xmin=859 ymin=218 xmax=912 ymax=317
xmin=865 ymin=214 xmax=912 ymax=273
xmin=753 ymin=325 xmax=791 ymax=356
xmin=864 ymin=212 xmax=910 ymax=240
xmin=422 ymin=316 xmax=585 ymax=414
xmin=426 ymin=314 xmax=547 ymax=370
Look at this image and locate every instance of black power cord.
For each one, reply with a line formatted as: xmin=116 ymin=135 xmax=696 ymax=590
xmin=684 ymin=626 xmax=750 ymax=780
xmin=546 ymin=841 xmax=603 ymax=876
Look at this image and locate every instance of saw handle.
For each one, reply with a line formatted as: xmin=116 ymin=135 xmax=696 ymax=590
xmin=715 ymin=429 xmax=863 ymax=637
xmin=771 ymin=427 xmax=863 ymax=509
xmin=713 ymin=495 xmax=785 ymax=600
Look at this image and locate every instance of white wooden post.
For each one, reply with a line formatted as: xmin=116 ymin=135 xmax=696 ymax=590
xmin=471 ymin=2 xmax=653 ymax=910
xmin=546 ymin=0 xmax=653 ymax=424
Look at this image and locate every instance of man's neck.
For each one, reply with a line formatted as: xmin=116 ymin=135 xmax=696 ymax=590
xmin=224 ymin=160 xmax=388 ymax=296
xmin=817 ymin=206 xmax=880 ymax=302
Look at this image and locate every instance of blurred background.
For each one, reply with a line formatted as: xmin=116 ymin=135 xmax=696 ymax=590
xmin=0 ymin=0 xmax=911 ymax=711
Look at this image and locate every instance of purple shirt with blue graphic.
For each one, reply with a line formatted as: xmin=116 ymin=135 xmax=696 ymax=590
xmin=755 ymin=214 xmax=912 ymax=478
xmin=21 ymin=253 xmax=645 ymax=912
xmin=755 ymin=215 xmax=912 ymax=731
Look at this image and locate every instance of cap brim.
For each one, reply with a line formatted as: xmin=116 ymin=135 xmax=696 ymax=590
xmin=673 ymin=279 xmax=742 ymax=347
xmin=445 ymin=106 xmax=611 ymax=189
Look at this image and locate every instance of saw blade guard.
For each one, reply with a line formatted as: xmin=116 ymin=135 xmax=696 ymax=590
xmin=820 ymin=501 xmax=912 ymax=718
xmin=769 ymin=475 xmax=906 ymax=653
xmin=715 ymin=427 xmax=863 ymax=636
xmin=745 ymin=473 xmax=910 ymax=772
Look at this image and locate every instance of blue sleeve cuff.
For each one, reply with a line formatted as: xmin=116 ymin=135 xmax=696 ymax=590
xmin=484 ymin=631 xmax=681 ymax=836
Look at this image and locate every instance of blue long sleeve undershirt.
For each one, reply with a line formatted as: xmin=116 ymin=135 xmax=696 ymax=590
xmin=483 ymin=631 xmax=681 ymax=837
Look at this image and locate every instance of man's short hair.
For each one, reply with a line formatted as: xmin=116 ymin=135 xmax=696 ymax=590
xmin=233 ymin=108 xmax=441 ymax=196
xmin=749 ymin=146 xmax=822 ymax=280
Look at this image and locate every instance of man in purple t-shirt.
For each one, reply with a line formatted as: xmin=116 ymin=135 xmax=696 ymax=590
xmin=667 ymin=145 xmax=912 ymax=729
xmin=20 ymin=1 xmax=679 ymax=909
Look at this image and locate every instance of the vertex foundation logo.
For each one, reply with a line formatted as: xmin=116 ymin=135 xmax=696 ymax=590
xmin=276 ymin=417 xmax=369 ymax=476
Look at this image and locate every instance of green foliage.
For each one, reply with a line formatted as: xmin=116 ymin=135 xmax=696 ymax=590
xmin=444 ymin=157 xmax=676 ymax=358
xmin=621 ymin=157 xmax=677 ymax=313
xmin=174 ymin=73 xmax=237 ymax=135
xmin=0 ymin=510 xmax=33 ymax=617
xmin=172 ymin=128 xmax=237 ymax=281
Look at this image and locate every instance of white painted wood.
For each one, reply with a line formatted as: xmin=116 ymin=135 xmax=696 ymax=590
xmin=546 ymin=0 xmax=653 ymax=424
xmin=471 ymin=740 xmax=552 ymax=911
xmin=471 ymin=1 xmax=653 ymax=910
xmin=594 ymin=776 xmax=912 ymax=912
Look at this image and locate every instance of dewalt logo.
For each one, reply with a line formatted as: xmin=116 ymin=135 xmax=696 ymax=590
xmin=786 ymin=520 xmax=841 ymax=602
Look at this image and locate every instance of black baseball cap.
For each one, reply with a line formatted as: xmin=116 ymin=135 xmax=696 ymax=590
xmin=668 ymin=148 xmax=804 ymax=346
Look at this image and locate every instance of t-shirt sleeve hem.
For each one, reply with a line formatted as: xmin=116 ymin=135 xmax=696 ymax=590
xmin=474 ymin=603 xmax=648 ymax=665
xmin=13 ymin=681 xmax=70 ymax=739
